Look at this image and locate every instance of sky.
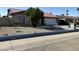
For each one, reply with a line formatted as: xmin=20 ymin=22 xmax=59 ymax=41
xmin=0 ymin=7 xmax=78 ymax=17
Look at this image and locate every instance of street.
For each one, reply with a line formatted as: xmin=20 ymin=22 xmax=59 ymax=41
xmin=0 ymin=32 xmax=79 ymax=51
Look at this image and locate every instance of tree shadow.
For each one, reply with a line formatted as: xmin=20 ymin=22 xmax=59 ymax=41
xmin=37 ymin=25 xmax=65 ymax=31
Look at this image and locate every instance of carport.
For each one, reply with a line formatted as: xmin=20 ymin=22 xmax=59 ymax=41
xmin=56 ymin=15 xmax=79 ymax=29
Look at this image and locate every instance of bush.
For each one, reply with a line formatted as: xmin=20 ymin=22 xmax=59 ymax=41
xmin=25 ymin=7 xmax=44 ymax=27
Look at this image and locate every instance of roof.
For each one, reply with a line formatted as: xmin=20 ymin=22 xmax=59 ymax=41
xmin=44 ymin=13 xmax=57 ymax=18
xmin=8 ymin=8 xmax=25 ymax=14
xmin=56 ymin=15 xmax=79 ymax=19
xmin=8 ymin=8 xmax=57 ymax=18
xmin=8 ymin=8 xmax=79 ymax=19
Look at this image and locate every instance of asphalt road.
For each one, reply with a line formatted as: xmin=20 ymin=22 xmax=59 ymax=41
xmin=0 ymin=32 xmax=79 ymax=51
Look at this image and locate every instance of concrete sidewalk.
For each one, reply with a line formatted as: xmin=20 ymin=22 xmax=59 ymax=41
xmin=0 ymin=32 xmax=79 ymax=51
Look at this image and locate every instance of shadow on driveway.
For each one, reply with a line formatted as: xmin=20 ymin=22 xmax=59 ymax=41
xmin=37 ymin=25 xmax=65 ymax=31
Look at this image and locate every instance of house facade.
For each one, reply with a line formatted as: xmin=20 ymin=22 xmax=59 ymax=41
xmin=7 ymin=8 xmax=31 ymax=26
xmin=7 ymin=8 xmax=58 ymax=26
xmin=7 ymin=8 xmax=79 ymax=26
xmin=43 ymin=13 xmax=57 ymax=26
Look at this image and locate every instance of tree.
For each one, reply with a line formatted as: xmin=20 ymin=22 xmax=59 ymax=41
xmin=77 ymin=8 xmax=79 ymax=16
xmin=66 ymin=9 xmax=69 ymax=16
xmin=25 ymin=7 xmax=44 ymax=27
xmin=77 ymin=8 xmax=79 ymax=11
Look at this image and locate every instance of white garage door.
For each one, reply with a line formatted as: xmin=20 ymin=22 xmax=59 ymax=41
xmin=45 ymin=18 xmax=57 ymax=25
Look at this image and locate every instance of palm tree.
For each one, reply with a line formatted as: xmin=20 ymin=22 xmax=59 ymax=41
xmin=77 ymin=8 xmax=79 ymax=16
xmin=66 ymin=9 xmax=69 ymax=16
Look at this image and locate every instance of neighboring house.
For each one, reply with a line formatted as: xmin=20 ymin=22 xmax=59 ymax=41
xmin=56 ymin=15 xmax=79 ymax=25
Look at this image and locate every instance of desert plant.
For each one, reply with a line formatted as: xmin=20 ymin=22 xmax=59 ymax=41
xmin=25 ymin=7 xmax=44 ymax=27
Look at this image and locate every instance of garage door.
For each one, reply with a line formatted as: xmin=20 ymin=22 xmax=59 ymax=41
xmin=44 ymin=18 xmax=57 ymax=25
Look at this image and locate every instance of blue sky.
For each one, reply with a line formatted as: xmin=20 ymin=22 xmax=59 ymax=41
xmin=0 ymin=7 xmax=78 ymax=17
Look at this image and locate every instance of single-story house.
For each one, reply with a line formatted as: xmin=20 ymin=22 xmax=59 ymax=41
xmin=7 ymin=8 xmax=79 ymax=26
xmin=7 ymin=8 xmax=58 ymax=26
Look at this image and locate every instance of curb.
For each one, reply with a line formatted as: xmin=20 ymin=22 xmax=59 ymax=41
xmin=0 ymin=29 xmax=79 ymax=41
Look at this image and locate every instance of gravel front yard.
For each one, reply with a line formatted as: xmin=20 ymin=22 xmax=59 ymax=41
xmin=0 ymin=25 xmax=78 ymax=36
xmin=0 ymin=27 xmax=52 ymax=36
